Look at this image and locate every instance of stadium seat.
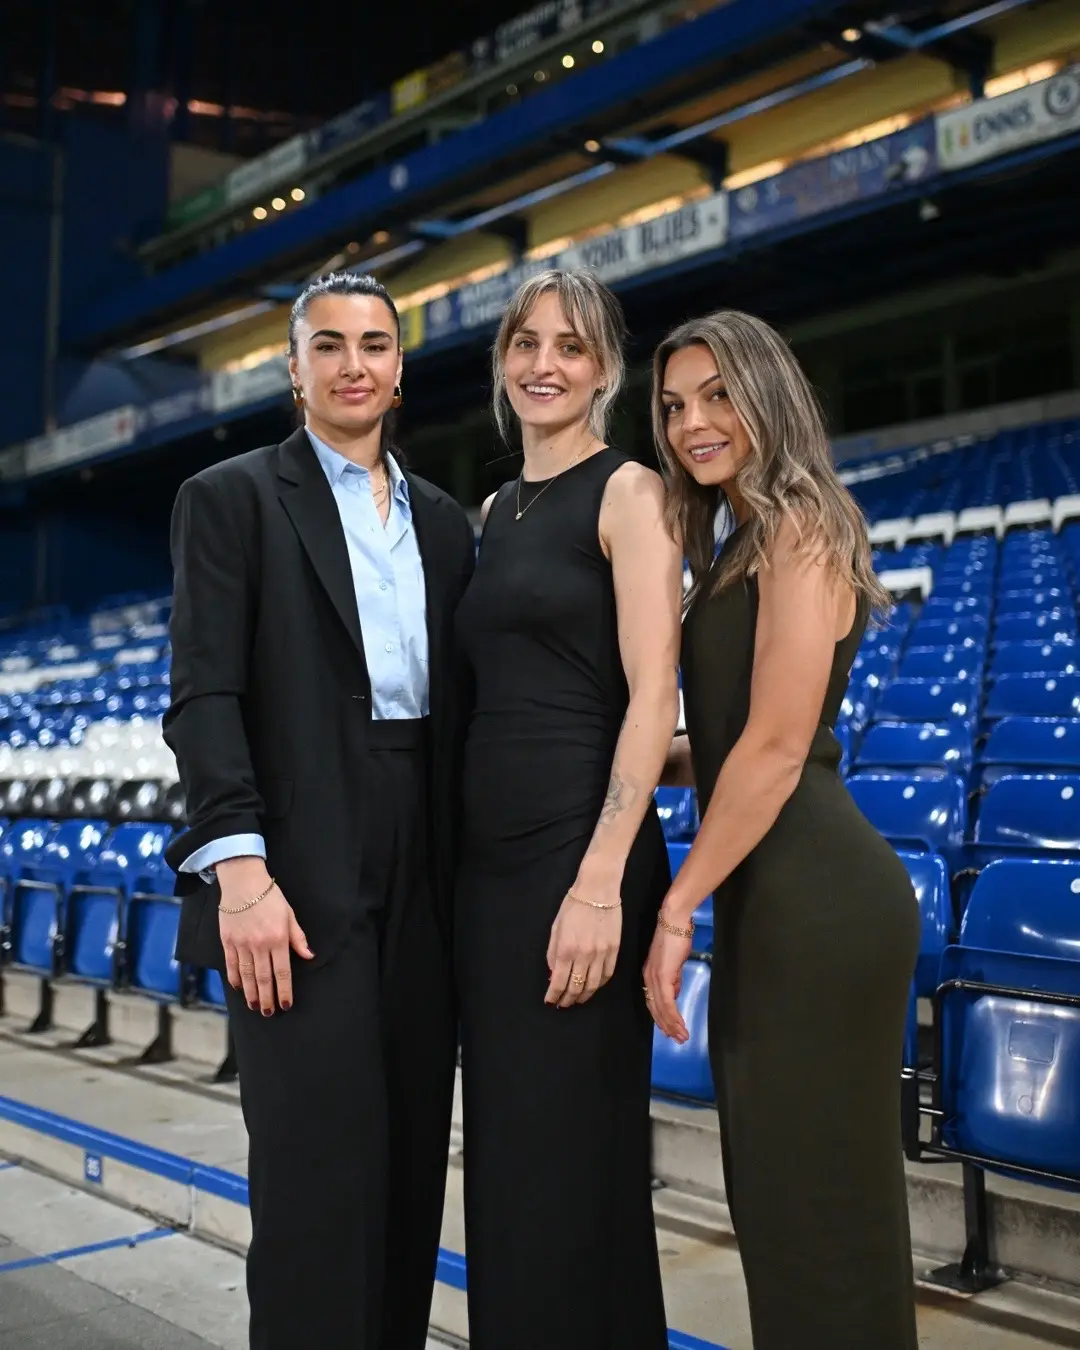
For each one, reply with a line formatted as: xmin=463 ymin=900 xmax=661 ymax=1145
xmin=983 ymin=674 xmax=1080 ymax=721
xmin=898 ymin=850 xmax=952 ymax=998
xmin=855 ymin=721 xmax=973 ymax=773
xmin=651 ymin=954 xmax=714 ymax=1103
xmin=989 ymin=639 xmax=1078 ymax=678
xmin=846 ymin=771 xmax=967 ymax=869
xmin=995 ymin=612 xmax=1076 ymax=644
xmin=898 ymin=647 xmax=984 ymax=681
xmin=655 ymin=787 xmax=697 ymax=842
xmin=909 ymin=618 xmax=987 ymax=648
xmin=980 ymin=717 xmax=1080 ymax=775
xmin=872 ymin=678 xmax=977 ymax=724
xmin=125 ymin=895 xmax=182 ymax=1001
xmin=936 ymin=858 xmax=1080 ymax=1183
xmin=2 ymin=819 xmax=59 ymax=974
xmin=974 ymin=774 xmax=1080 ymax=856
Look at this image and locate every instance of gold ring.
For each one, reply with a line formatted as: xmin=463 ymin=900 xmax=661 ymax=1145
xmin=644 ymin=989 xmax=653 ymax=1002
xmin=570 ymin=973 xmax=586 ymax=987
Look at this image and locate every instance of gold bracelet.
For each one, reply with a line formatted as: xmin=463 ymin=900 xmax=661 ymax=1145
xmin=566 ymin=888 xmax=622 ymax=911
xmin=218 ymin=877 xmax=276 ymax=915
xmin=657 ymin=911 xmax=694 ymax=939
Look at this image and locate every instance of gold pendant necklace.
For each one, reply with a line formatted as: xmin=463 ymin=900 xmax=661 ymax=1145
xmin=515 ymin=445 xmax=589 ymax=520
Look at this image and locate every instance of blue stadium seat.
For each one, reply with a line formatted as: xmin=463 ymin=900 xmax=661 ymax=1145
xmin=910 ymin=618 xmax=987 ymax=648
xmin=980 ymin=717 xmax=1080 ymax=774
xmin=846 ymin=772 xmax=967 ymax=869
xmin=989 ymin=639 xmax=1078 ymax=678
xmin=996 ymin=588 xmax=1070 ymax=616
xmin=872 ymin=678 xmax=977 ymax=724
xmin=933 ymin=576 xmax=994 ymax=600
xmin=655 ymin=787 xmax=697 ymax=842
xmin=1 ymin=820 xmax=57 ymax=975
xmin=651 ymin=955 xmax=714 ymax=1103
xmin=937 ymin=858 xmax=1080 ymax=1183
xmin=923 ymin=595 xmax=992 ymax=619
xmin=199 ymin=966 xmax=228 ymax=1008
xmin=974 ymin=775 xmax=1080 ymax=856
xmin=850 ymin=648 xmax=894 ymax=685
xmin=898 ymin=647 xmax=984 ymax=681
xmin=125 ymin=896 xmax=182 ymax=1001
xmin=855 ymin=721 xmax=973 ymax=773
xmin=995 ymin=612 xmax=1076 ymax=644
xmin=983 ymin=674 xmax=1080 ymax=720
xmin=898 ymin=850 xmax=952 ymax=998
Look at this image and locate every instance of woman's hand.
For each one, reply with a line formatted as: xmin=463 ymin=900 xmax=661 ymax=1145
xmin=643 ymin=923 xmax=691 ymax=1042
xmin=218 ymin=858 xmax=314 ymax=1015
xmin=545 ymin=882 xmax=623 ymax=1009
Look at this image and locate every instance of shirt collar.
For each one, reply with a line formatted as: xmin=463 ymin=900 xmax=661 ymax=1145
xmin=306 ymin=428 xmax=410 ymax=505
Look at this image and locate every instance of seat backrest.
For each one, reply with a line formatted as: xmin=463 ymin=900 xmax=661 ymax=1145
xmin=984 ymin=674 xmax=1080 ymax=721
xmin=113 ymin=779 xmax=165 ymax=823
xmin=857 ymin=721 xmax=972 ymax=772
xmin=989 ymin=639 xmax=1078 ymax=677
xmin=68 ymin=777 xmax=117 ymax=818
xmin=847 ymin=771 xmax=967 ymax=857
xmin=94 ymin=822 xmax=172 ymax=886
xmin=995 ymin=612 xmax=1076 ymax=643
xmin=874 ymin=678 xmax=977 ymax=724
xmin=981 ymin=716 xmax=1080 ymax=770
xmin=654 ymin=787 xmax=697 ymax=842
xmin=974 ymin=774 xmax=1080 ymax=852
xmin=899 ymin=647 xmax=984 ymax=681
xmin=960 ymin=857 xmax=1080 ymax=958
xmin=897 ymin=849 xmax=952 ymax=997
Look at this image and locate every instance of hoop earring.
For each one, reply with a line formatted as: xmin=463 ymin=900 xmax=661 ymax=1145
xmin=391 ymin=385 xmax=403 ymax=409
xmin=291 ymin=386 xmax=304 ymax=408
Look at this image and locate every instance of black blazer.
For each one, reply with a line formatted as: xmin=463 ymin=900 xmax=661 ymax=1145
xmin=163 ymin=427 xmax=476 ymax=972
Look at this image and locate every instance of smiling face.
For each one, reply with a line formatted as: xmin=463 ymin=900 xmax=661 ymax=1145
xmin=288 ymin=292 xmax=402 ymax=442
xmin=501 ymin=290 xmax=604 ymax=439
xmin=660 ymin=342 xmax=753 ymax=493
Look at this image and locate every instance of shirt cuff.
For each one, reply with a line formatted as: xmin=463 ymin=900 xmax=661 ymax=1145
xmin=180 ymin=834 xmax=267 ymax=884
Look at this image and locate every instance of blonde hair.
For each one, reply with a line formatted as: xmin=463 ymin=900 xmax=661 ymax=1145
xmin=492 ymin=268 xmax=626 ymax=444
xmin=651 ymin=310 xmax=891 ymax=616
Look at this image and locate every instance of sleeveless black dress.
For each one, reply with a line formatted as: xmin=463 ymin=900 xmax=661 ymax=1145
xmin=681 ymin=525 xmax=920 ymax=1349
xmin=455 ymin=448 xmax=669 ymax=1350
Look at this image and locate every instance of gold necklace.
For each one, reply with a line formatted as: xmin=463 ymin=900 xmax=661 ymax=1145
xmin=515 ymin=446 xmax=589 ymax=520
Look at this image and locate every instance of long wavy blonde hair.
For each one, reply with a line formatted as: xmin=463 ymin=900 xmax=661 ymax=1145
xmin=651 ymin=310 xmax=891 ymax=617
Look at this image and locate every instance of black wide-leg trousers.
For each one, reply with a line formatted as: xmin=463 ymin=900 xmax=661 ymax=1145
xmin=224 ymin=721 xmax=456 ymax=1350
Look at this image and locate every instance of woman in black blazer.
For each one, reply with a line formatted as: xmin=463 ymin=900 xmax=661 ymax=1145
xmin=164 ymin=271 xmax=475 ymax=1350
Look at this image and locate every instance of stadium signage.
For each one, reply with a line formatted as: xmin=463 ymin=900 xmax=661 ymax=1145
xmin=936 ymin=65 xmax=1080 ymax=170
xmin=730 ymin=119 xmax=937 ymax=239
xmin=423 ymin=191 xmax=727 ymax=340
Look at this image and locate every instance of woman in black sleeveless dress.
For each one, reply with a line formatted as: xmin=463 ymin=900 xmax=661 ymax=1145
xmin=455 ymin=270 xmax=682 ymax=1349
xmin=644 ymin=311 xmax=920 ymax=1349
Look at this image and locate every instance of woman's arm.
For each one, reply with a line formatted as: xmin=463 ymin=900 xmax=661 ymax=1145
xmin=545 ymin=463 xmax=683 ymax=1007
xmin=645 ymin=519 xmax=854 ymax=1039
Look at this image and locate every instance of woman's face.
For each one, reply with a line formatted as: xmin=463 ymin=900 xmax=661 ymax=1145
xmin=289 ymin=293 xmax=403 ymax=436
xmin=502 ymin=291 xmax=604 ymax=438
xmin=660 ymin=343 xmax=752 ymax=489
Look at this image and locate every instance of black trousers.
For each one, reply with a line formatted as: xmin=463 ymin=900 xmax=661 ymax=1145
xmin=225 ymin=721 xmax=457 ymax=1350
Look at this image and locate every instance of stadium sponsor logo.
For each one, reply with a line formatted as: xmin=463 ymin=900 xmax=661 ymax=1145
xmin=937 ymin=66 xmax=1080 ymax=170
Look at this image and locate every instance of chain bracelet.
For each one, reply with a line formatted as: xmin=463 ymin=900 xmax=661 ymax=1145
xmin=218 ymin=876 xmax=277 ymax=915
xmin=566 ymin=888 xmax=622 ymax=911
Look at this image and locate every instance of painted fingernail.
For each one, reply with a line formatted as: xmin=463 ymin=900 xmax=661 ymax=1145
xmin=248 ymin=1001 xmax=259 ymax=1012
xmin=281 ymin=1001 xmax=292 ymax=1012
xmin=262 ymin=1009 xmax=273 ymax=1018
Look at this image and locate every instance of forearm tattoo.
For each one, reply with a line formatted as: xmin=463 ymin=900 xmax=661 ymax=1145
xmin=599 ymin=766 xmax=638 ymax=826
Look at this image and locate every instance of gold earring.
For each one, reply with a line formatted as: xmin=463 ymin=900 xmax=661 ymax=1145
xmin=291 ymin=386 xmax=304 ymax=407
xmin=391 ymin=384 xmax=403 ymax=409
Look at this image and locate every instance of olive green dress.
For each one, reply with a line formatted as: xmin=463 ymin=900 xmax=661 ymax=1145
xmin=681 ymin=530 xmax=920 ymax=1349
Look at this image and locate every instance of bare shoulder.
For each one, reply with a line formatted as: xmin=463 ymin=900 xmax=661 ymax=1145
xmin=600 ymin=459 xmax=666 ymax=518
xmin=480 ymin=491 xmax=498 ymax=524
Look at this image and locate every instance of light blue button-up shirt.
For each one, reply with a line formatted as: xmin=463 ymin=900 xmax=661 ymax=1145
xmin=180 ymin=429 xmax=429 ymax=878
